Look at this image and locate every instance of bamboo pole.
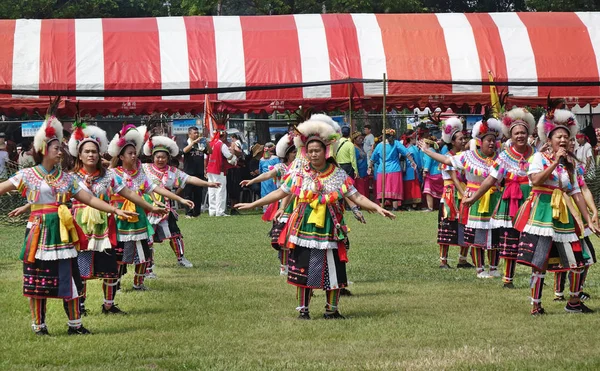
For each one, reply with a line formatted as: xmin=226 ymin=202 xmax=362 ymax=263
xmin=381 ymin=73 xmax=387 ymax=207
xmin=348 ymin=83 xmax=354 ymax=133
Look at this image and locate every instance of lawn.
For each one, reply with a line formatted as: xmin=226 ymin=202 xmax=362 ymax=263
xmin=1 ymin=210 xmax=600 ymax=370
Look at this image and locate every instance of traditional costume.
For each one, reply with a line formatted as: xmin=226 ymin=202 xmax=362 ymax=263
xmin=10 ymin=116 xmax=88 ymax=334
xmin=514 ymin=107 xmax=594 ymax=314
xmin=436 ymin=118 xmax=471 ymax=268
xmin=68 ymin=122 xmax=128 ymax=314
xmin=452 ymin=117 xmax=504 ymax=278
xmin=282 ymin=116 xmax=355 ymax=319
xmin=370 ymin=129 xmax=409 ymax=205
xmin=142 ymin=135 xmax=193 ymax=268
xmin=486 ymin=108 xmax=536 ymax=286
xmin=108 ymin=125 xmax=156 ymax=291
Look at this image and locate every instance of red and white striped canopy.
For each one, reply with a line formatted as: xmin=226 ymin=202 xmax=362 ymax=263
xmin=2 ymin=12 xmax=600 ymax=115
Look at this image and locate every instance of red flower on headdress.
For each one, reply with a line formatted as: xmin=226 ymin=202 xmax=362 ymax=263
xmin=45 ymin=125 xmax=56 ymax=139
xmin=479 ymin=123 xmax=488 ymax=135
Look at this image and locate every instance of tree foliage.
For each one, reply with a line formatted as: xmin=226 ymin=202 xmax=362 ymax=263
xmin=0 ymin=0 xmax=598 ymax=19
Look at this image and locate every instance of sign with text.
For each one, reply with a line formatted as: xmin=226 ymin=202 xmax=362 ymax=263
xmin=21 ymin=121 xmax=44 ymax=137
xmin=172 ymin=119 xmax=199 ymax=135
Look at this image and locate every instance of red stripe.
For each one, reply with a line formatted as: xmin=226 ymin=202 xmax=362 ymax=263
xmin=0 ymin=20 xmax=15 ymax=90
xmin=518 ymin=13 xmax=600 ymax=98
xmin=465 ymin=13 xmax=508 ymax=95
xmin=102 ymin=18 xmax=161 ymax=100
xmin=240 ymin=15 xmax=303 ymax=101
xmin=39 ymin=19 xmax=76 ymax=91
xmin=322 ymin=14 xmax=364 ymax=99
xmin=376 ymin=14 xmax=452 ymax=96
xmin=184 ymin=16 xmax=218 ymax=102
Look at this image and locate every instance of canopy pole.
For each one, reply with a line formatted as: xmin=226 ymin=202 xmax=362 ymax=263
xmin=381 ymin=73 xmax=387 ymax=208
xmin=348 ymin=83 xmax=354 ymax=133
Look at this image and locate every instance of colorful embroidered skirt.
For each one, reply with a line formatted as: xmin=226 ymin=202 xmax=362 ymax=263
xmin=152 ymin=211 xmax=182 ymax=243
xmin=423 ymin=174 xmax=443 ymax=199
xmin=517 ymin=232 xmax=592 ymax=272
xmin=514 ymin=191 xmax=578 ymax=242
xmin=77 ymin=250 xmax=119 ymax=280
xmin=287 ymin=246 xmax=347 ymax=290
xmin=490 ymin=183 xmax=531 ymax=228
xmin=403 ymin=178 xmax=422 ymax=204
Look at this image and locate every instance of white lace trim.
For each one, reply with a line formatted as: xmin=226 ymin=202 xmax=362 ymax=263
xmin=466 ymin=220 xmax=492 ymax=229
xmin=35 ymin=248 xmax=78 ymax=261
xmin=116 ymin=232 xmax=149 ymax=242
xmin=85 ymin=237 xmax=112 ymax=252
xmin=490 ymin=218 xmax=512 ymax=229
xmin=522 ymin=225 xmax=579 ymax=243
xmin=147 ymin=214 xmax=167 ymax=225
xmin=288 ymin=235 xmax=338 ymax=249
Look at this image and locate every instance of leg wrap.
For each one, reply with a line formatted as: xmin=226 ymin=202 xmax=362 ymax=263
xmin=103 ymin=278 xmax=119 ymax=305
xmin=581 ymin=266 xmax=589 ymax=288
xmin=440 ymin=244 xmax=449 ymax=264
xmin=530 ymin=270 xmax=546 ymax=305
xmin=170 ymin=237 xmax=185 ymax=260
xmin=503 ymin=259 xmax=516 ymax=283
xmin=29 ymin=298 xmax=47 ymax=331
xmin=471 ymin=247 xmax=485 ymax=272
xmin=459 ymin=246 xmax=470 ymax=262
xmin=326 ymin=289 xmax=341 ymax=313
xmin=64 ymin=297 xmax=82 ymax=328
xmin=133 ymin=263 xmax=147 ymax=287
xmin=279 ymin=248 xmax=289 ymax=266
xmin=568 ymin=267 xmax=584 ymax=299
xmin=554 ymin=272 xmax=567 ymax=296
xmin=296 ymin=287 xmax=312 ymax=312
xmin=488 ymin=249 xmax=499 ymax=269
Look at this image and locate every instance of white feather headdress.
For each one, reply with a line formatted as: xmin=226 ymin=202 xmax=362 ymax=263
xmin=276 ymin=134 xmax=295 ymax=158
xmin=33 ymin=116 xmax=63 ymax=154
xmin=470 ymin=118 xmax=503 ymax=151
xmin=501 ymin=108 xmax=536 ymax=138
xmin=537 ymin=108 xmax=579 ymax=142
xmin=143 ymin=135 xmax=179 ymax=157
xmin=68 ymin=123 xmax=108 ymax=156
xmin=108 ymin=124 xmax=145 ymax=157
xmin=441 ymin=117 xmax=463 ymax=144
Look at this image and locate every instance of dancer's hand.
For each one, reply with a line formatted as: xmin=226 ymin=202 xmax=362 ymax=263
xmin=273 ymin=208 xmax=285 ymax=221
xmin=377 ymin=206 xmax=396 ymax=220
xmin=180 ymin=199 xmax=195 ymax=210
xmin=151 ymin=206 xmax=168 ymax=215
xmin=8 ymin=204 xmax=29 ymax=217
xmin=208 ymin=182 xmax=221 ymax=188
xmin=240 ymin=179 xmax=252 ymax=187
xmin=114 ymin=209 xmax=138 ymax=219
xmin=234 ymin=203 xmax=253 ymax=210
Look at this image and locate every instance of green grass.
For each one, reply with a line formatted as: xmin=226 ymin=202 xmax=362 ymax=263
xmin=1 ymin=211 xmax=600 ymax=370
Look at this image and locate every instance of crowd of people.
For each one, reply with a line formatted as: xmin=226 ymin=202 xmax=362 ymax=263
xmin=1 ymin=101 xmax=600 ymax=336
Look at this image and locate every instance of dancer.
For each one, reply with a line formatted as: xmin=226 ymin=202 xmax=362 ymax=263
xmin=67 ymin=122 xmax=167 ymax=314
xmin=0 ymin=115 xmax=136 ymax=335
xmin=424 ymin=117 xmax=472 ymax=269
xmin=401 ymin=130 xmax=422 ymax=210
xmin=235 ymin=115 xmax=395 ymax=319
xmin=513 ymin=102 xmax=597 ymax=315
xmin=463 ymin=108 xmax=536 ymax=288
xmin=420 ymin=114 xmax=504 ymax=278
xmin=421 ymin=137 xmax=444 ymax=213
xmin=351 ymin=132 xmax=369 ymax=198
xmin=142 ymin=134 xmax=219 ymax=269
xmin=108 ymin=124 xmax=193 ymax=290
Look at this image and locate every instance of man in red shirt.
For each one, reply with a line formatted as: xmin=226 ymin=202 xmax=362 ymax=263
xmin=206 ymin=130 xmax=236 ymax=216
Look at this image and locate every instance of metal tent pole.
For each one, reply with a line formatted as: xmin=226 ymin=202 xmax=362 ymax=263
xmin=381 ymin=73 xmax=387 ymax=208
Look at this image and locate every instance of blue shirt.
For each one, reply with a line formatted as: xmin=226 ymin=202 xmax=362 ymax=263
xmin=370 ymin=140 xmax=409 ymax=174
xmin=422 ymin=152 xmax=441 ymax=176
xmin=355 ymin=147 xmax=368 ymax=178
xmin=259 ymin=157 xmax=280 ymax=197
xmin=403 ymin=145 xmax=421 ymax=181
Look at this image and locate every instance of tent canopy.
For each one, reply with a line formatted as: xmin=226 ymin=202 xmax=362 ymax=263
xmin=2 ymin=12 xmax=600 ymax=115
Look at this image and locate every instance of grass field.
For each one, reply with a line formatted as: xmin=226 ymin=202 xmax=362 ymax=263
xmin=1 ymin=210 xmax=600 ymax=370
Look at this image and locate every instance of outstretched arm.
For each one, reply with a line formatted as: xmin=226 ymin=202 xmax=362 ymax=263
xmin=347 ymin=192 xmax=395 ymax=219
xmin=240 ymin=168 xmax=278 ymax=187
xmin=186 ymin=176 xmax=220 ymax=188
xmin=417 ymin=141 xmax=452 ymax=166
xmin=234 ymin=189 xmax=287 ymax=210
xmin=118 ymin=187 xmax=166 ymax=214
xmin=0 ymin=180 xmax=16 ymax=196
xmin=449 ymin=170 xmax=465 ymax=197
xmin=153 ymin=185 xmax=194 ymax=210
xmin=462 ymin=175 xmax=496 ymax=207
xmin=73 ymin=191 xmax=137 ymax=219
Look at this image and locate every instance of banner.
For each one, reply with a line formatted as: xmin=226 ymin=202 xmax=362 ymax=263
xmin=171 ymin=119 xmax=200 ymax=135
xmin=21 ymin=121 xmax=44 ymax=137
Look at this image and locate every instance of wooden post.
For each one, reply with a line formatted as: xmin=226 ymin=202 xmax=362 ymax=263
xmin=348 ymin=83 xmax=354 ymax=133
xmin=381 ymin=73 xmax=387 ymax=207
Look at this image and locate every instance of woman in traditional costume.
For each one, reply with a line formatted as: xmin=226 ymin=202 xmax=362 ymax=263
xmin=420 ymin=115 xmax=504 ymax=278
xmin=425 ymin=117 xmax=471 ymax=269
xmin=235 ymin=115 xmax=395 ymax=319
xmin=401 ymin=130 xmax=422 ymax=210
xmin=513 ymin=104 xmax=597 ymax=315
xmin=142 ymin=135 xmax=218 ymax=269
xmin=68 ymin=122 xmax=166 ymax=314
xmin=0 ymin=115 xmax=136 ymax=335
xmin=463 ymin=108 xmax=536 ymax=288
xmin=108 ymin=124 xmax=191 ymax=290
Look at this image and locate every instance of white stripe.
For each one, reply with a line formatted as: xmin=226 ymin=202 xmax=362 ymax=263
xmin=12 ymin=19 xmax=41 ymax=98
xmin=75 ymin=19 xmax=104 ymax=100
xmin=326 ymin=250 xmax=339 ymax=290
xmin=157 ymin=17 xmax=190 ymax=100
xmin=351 ymin=14 xmax=387 ymax=96
xmin=294 ymin=14 xmax=331 ymax=99
xmin=489 ymin=13 xmax=538 ymax=97
xmin=436 ymin=14 xmax=482 ymax=93
xmin=576 ymin=12 xmax=600 ymax=84
xmin=214 ymin=16 xmax=246 ymax=100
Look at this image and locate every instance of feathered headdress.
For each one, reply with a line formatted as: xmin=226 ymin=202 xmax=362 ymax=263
xmin=276 ymin=133 xmax=295 ymax=158
xmin=293 ymin=114 xmax=340 ymax=158
xmin=68 ymin=122 xmax=108 ymax=156
xmin=501 ymin=107 xmax=535 ymax=138
xmin=441 ymin=117 xmax=463 ymax=144
xmin=537 ymin=96 xmax=578 ymax=142
xmin=34 ymin=97 xmax=63 ymax=155
xmin=470 ymin=108 xmax=503 ymax=151
xmin=108 ymin=124 xmax=145 ymax=157
xmin=143 ymin=135 xmax=179 ymax=157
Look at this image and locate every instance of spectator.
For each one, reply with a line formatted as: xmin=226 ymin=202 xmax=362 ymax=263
xmin=18 ymin=139 xmax=35 ymax=169
xmin=61 ymin=129 xmax=74 ymax=171
xmin=363 ymin=124 xmax=375 ymax=159
xmin=206 ymin=130 xmax=236 ymax=217
xmin=575 ymin=132 xmax=594 ymax=171
xmin=401 ymin=130 xmax=423 ymax=210
xmin=336 ymin=126 xmax=357 ymax=178
xmin=0 ymin=132 xmax=8 ymax=178
xmin=182 ymin=126 xmax=209 ymax=218
xmin=352 ymin=132 xmax=369 ymax=197
xmin=259 ymin=142 xmax=279 ymax=200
